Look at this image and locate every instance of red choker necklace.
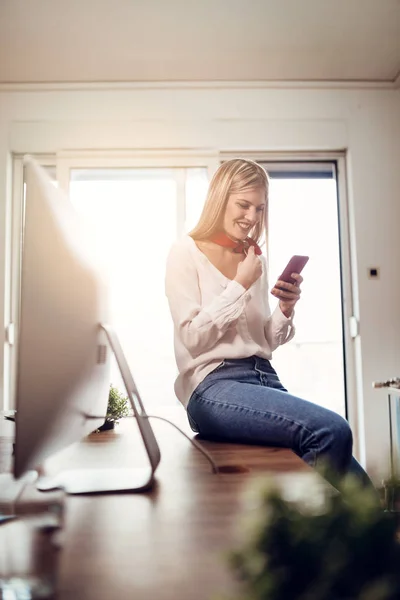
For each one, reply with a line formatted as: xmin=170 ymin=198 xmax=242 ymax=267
xmin=209 ymin=232 xmax=262 ymax=255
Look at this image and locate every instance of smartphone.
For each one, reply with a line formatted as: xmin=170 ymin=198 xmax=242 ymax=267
xmin=277 ymin=255 xmax=309 ymax=286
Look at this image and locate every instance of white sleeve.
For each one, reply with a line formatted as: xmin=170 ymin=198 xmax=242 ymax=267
xmin=264 ymin=304 xmax=296 ymax=352
xmin=165 ymin=242 xmax=251 ymax=358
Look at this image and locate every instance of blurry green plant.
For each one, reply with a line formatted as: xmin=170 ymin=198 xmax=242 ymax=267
xmin=105 ymin=384 xmax=130 ymax=424
xmin=225 ymin=471 xmax=400 ymax=600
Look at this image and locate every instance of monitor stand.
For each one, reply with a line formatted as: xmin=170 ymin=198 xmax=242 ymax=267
xmin=37 ymin=324 xmax=161 ymax=494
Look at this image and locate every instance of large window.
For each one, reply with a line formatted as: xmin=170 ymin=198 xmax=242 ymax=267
xmin=7 ymin=155 xmax=352 ymax=427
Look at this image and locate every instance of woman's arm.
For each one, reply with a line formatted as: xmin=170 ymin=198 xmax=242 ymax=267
xmin=264 ymin=305 xmax=296 ymax=352
xmin=165 ymin=242 xmax=251 ymax=358
xmin=260 ymin=256 xmax=296 ymax=351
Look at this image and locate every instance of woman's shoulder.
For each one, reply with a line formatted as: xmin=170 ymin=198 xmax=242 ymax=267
xmin=170 ymin=234 xmax=194 ymax=248
xmin=168 ymin=235 xmax=195 ymax=256
xmin=166 ymin=235 xmax=198 ymax=267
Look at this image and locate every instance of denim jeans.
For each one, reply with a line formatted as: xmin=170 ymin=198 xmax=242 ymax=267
xmin=187 ymin=356 xmax=375 ymax=491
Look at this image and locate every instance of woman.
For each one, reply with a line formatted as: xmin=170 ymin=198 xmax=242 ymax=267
xmin=165 ymin=158 xmax=374 ymax=490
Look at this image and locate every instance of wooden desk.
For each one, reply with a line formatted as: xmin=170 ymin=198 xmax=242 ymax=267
xmin=2 ymin=406 xmax=322 ymax=600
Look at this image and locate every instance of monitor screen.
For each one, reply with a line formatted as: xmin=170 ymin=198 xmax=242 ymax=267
xmin=14 ymin=157 xmax=111 ymax=478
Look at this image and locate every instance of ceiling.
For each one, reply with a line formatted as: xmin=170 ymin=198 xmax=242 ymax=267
xmin=1 ymin=0 xmax=400 ymax=85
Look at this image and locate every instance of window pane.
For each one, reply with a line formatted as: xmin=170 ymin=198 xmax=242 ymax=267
xmin=267 ymin=177 xmax=345 ymax=417
xmin=184 ymin=168 xmax=209 ymax=233
xmin=69 ymin=168 xmax=179 ymax=407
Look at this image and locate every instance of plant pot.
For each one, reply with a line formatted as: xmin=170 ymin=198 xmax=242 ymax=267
xmin=97 ymin=420 xmax=115 ymax=432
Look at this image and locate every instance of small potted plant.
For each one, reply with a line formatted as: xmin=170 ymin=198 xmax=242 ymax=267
xmin=97 ymin=384 xmax=130 ymax=432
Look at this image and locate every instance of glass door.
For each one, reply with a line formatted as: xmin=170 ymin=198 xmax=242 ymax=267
xmin=263 ymin=162 xmax=347 ymax=417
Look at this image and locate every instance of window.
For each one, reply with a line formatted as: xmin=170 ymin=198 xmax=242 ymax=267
xmin=69 ymin=167 xmax=209 ymax=407
xmin=264 ymin=163 xmax=346 ymax=417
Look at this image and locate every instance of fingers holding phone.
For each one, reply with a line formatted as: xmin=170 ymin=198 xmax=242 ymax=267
xmin=271 ymin=273 xmax=303 ymax=300
xmin=271 ymin=255 xmax=308 ymax=317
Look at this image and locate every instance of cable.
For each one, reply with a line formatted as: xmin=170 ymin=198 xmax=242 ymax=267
xmin=9 ymin=406 xmax=220 ymax=475
xmin=84 ymin=412 xmax=219 ymax=474
xmin=146 ymin=415 xmax=219 ymax=474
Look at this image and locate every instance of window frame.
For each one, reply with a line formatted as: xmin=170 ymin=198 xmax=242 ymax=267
xmin=6 ymin=150 xmax=359 ymax=461
xmin=5 ymin=155 xmax=57 ymax=410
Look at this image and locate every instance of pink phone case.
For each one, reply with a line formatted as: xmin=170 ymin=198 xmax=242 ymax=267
xmin=278 ymin=255 xmax=309 ymax=285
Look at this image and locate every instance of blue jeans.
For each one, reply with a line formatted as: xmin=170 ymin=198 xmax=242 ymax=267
xmin=187 ymin=356 xmax=375 ymax=491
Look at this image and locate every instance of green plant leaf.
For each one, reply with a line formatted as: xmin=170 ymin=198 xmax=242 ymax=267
xmin=105 ymin=384 xmax=130 ymax=422
xmin=226 ymin=473 xmax=400 ymax=600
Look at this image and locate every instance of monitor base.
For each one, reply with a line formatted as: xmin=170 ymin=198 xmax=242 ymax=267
xmin=37 ymin=467 xmax=154 ymax=495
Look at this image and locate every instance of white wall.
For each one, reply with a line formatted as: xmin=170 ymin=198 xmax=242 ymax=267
xmin=1 ymin=84 xmax=399 ymax=479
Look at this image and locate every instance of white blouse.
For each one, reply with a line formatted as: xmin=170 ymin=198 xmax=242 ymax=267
xmin=165 ymin=235 xmax=295 ymax=407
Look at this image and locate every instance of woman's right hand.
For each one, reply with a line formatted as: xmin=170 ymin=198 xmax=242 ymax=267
xmin=234 ymin=246 xmax=262 ymax=290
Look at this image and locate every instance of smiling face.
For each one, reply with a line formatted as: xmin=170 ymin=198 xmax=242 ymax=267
xmin=222 ymin=187 xmax=266 ymax=241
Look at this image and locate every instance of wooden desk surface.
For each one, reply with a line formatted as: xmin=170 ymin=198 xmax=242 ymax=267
xmin=2 ymin=406 xmax=322 ymax=600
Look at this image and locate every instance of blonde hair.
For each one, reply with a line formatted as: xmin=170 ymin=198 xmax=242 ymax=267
xmin=189 ymin=158 xmax=269 ymax=245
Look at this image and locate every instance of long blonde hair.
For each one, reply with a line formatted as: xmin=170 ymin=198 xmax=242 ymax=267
xmin=189 ymin=158 xmax=269 ymax=245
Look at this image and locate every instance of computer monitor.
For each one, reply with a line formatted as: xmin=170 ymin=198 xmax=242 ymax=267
xmin=13 ymin=156 xmax=160 ymax=494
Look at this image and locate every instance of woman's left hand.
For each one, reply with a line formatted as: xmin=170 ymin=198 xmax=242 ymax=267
xmin=271 ymin=273 xmax=303 ymax=318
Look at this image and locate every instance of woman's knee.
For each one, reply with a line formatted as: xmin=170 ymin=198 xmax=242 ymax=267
xmin=319 ymin=413 xmax=353 ymax=466
xmin=331 ymin=414 xmax=353 ymax=446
